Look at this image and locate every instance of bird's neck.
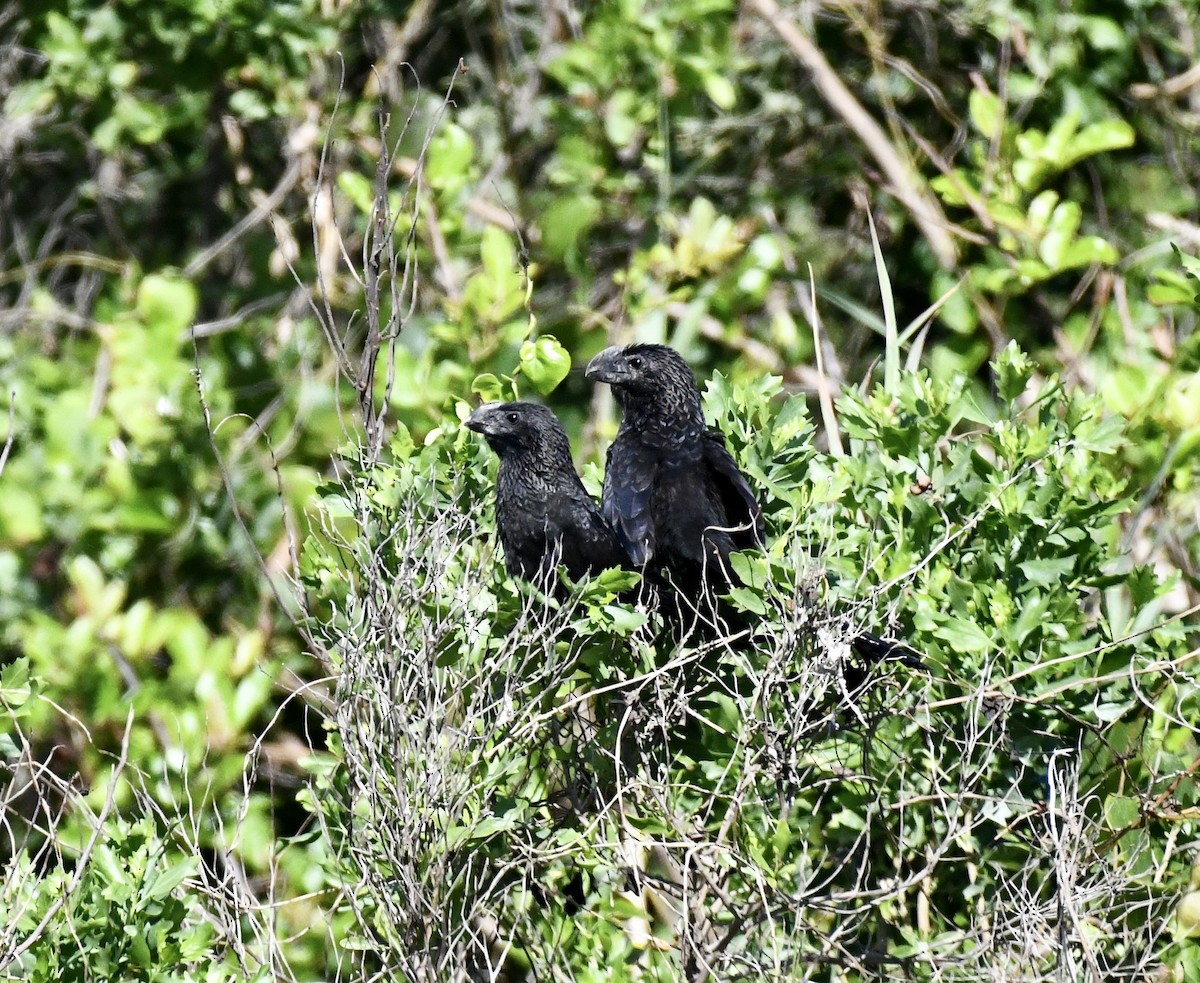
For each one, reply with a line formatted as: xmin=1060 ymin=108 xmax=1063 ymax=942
xmin=619 ymin=391 xmax=705 ymax=444
xmin=497 ymin=448 xmax=578 ymax=498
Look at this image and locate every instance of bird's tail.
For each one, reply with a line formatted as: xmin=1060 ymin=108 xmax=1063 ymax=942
xmin=852 ymin=631 xmax=925 ymax=670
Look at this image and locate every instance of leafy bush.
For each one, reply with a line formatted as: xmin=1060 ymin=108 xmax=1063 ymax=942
xmin=5 ymin=0 xmax=1200 ymax=976
xmin=299 ymin=341 xmax=1191 ymax=978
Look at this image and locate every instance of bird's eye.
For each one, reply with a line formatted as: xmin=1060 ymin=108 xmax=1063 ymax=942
xmin=629 ymin=356 xmax=643 ymax=369
xmin=507 ymin=412 xmax=519 ymax=423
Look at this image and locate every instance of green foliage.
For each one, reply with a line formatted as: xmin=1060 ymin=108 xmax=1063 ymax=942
xmin=543 ymin=0 xmax=740 ymax=246
xmin=301 ymin=346 xmax=1190 ymax=977
xmin=5 ymin=0 xmax=1200 ymax=976
xmin=518 ymin=335 xmax=572 ymax=395
xmin=0 ymin=260 xmax=329 ymax=971
xmin=9 ymin=0 xmax=340 ymax=253
xmin=1 ymin=816 xmax=241 ymax=981
xmin=931 ymin=103 xmax=1131 ymax=300
xmin=1151 ymin=247 xmax=1200 ymax=310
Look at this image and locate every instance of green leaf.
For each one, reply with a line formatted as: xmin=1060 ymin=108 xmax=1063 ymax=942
xmin=994 ymin=341 xmax=1034 ymax=402
xmin=115 ymin=499 xmax=174 ymax=533
xmin=602 ymin=604 xmax=647 ymax=634
xmin=933 ymin=615 xmax=993 ymax=653
xmin=1062 ymin=119 xmax=1135 ymax=170
xmin=1080 ymin=15 xmax=1125 ymax=50
xmin=1148 ymin=273 xmax=1198 ymax=306
xmin=0 ymin=658 xmax=31 ymax=709
xmin=470 ymin=814 xmax=515 ymax=842
xmin=519 ymin=336 xmax=571 ymax=395
xmin=1103 ymin=794 xmax=1140 ymax=830
xmin=1012 ymin=157 xmax=1045 ymax=191
xmin=930 ymin=170 xmax=978 ymax=207
xmin=989 ymin=200 xmax=1027 ymax=233
xmin=1014 ymin=257 xmax=1051 ymax=284
xmin=604 ymin=89 xmax=640 ymax=148
xmin=968 ymin=89 xmax=1003 ymax=140
xmin=471 ymin=373 xmax=505 ymax=402
xmin=591 ymin=567 xmax=641 ymax=593
xmin=129 ymin=929 xmax=152 ymax=967
xmin=727 ymin=586 xmax=766 ymax=616
xmin=703 ymin=72 xmax=737 ymax=110
xmin=1038 ymin=201 xmax=1082 ymax=269
xmin=1177 ymin=247 xmax=1200 ymax=281
xmin=108 ymin=62 xmax=137 ymax=88
xmin=114 ymin=94 xmax=170 ymax=145
xmin=1058 ymin=236 xmax=1118 ymax=269
xmin=1043 ymin=111 xmax=1081 ymax=163
xmin=866 ymin=210 xmax=898 ymax=394
xmin=426 ymin=122 xmax=474 ymax=191
xmin=69 ymin=556 xmax=111 ymax=614
xmin=1026 ymin=190 xmax=1059 ymax=234
xmin=1074 ymin=413 xmax=1125 ymax=453
xmin=540 ymin=194 xmax=600 ymax=262
xmin=728 ymin=550 xmax=768 ymax=590
xmin=337 ymin=171 xmax=375 ymax=215
xmin=479 ymin=225 xmax=517 ymax=283
xmin=145 ymin=856 xmax=198 ymax=900
xmin=228 ymin=88 xmax=271 ymax=121
xmin=1017 ymin=557 xmax=1075 ymax=589
xmin=136 ymin=272 xmax=197 ymax=335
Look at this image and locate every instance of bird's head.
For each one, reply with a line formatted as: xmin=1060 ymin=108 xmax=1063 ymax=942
xmin=465 ymin=400 xmax=572 ymax=460
xmin=585 ymin=344 xmax=704 ymax=424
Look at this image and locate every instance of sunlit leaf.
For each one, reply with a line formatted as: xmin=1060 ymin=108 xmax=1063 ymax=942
xmin=518 ymin=335 xmax=571 ymax=395
xmin=968 ymin=89 xmax=1003 ymax=140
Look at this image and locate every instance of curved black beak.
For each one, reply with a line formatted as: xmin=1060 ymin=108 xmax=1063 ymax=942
xmin=465 ymin=401 xmax=503 ymax=435
xmin=585 ymin=346 xmax=629 ymax=384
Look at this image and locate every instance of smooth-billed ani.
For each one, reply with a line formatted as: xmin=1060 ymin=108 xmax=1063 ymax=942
xmin=466 ymin=400 xmax=628 ymax=585
xmin=586 ymin=343 xmax=919 ymax=666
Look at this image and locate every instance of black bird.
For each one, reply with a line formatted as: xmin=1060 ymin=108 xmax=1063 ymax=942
xmin=465 ymin=401 xmax=629 ymax=586
xmin=586 ymin=343 xmax=920 ymax=666
xmin=584 ymin=344 xmax=762 ymax=602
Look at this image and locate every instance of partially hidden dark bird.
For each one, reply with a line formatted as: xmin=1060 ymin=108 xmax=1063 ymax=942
xmin=466 ymin=401 xmax=629 ymax=912
xmin=585 ymin=343 xmax=920 ymax=667
xmin=465 ymin=400 xmax=629 ymax=586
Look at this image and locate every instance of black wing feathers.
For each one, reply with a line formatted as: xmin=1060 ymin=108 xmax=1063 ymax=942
xmin=503 ymin=477 xmax=627 ymax=585
xmin=701 ymin=430 xmax=764 ymax=553
xmin=602 ymin=432 xmax=761 ymax=582
xmin=601 ymin=438 xmax=658 ymax=567
xmin=497 ymin=485 xmax=623 ymax=583
xmin=553 ymin=490 xmax=630 ymax=579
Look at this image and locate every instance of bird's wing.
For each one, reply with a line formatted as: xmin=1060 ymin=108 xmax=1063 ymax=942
xmin=601 ymin=436 xmax=658 ymax=566
xmin=583 ymin=509 xmax=631 ymax=571
xmin=555 ymin=490 xmax=629 ymax=575
xmin=701 ymin=431 xmax=765 ymax=550
xmin=853 ymin=631 xmax=925 ymax=669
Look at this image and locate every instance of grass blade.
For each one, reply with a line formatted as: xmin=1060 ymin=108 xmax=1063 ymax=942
xmin=867 ymin=208 xmax=899 ymax=394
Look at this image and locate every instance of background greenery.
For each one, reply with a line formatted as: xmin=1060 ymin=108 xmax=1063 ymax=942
xmin=2 ymin=0 xmax=1200 ymax=978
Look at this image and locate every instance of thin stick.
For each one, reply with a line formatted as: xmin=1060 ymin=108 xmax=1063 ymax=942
xmin=0 ymin=390 xmax=15 ymax=479
xmin=809 ymin=263 xmax=843 ymax=457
